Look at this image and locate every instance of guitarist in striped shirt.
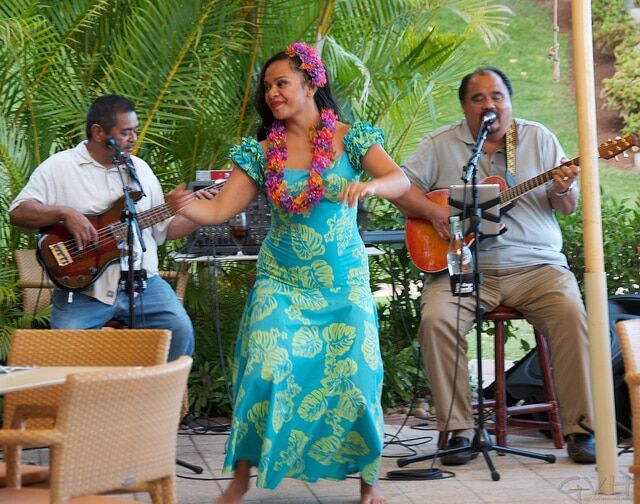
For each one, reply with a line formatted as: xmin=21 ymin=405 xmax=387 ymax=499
xmin=390 ymin=67 xmax=595 ymax=465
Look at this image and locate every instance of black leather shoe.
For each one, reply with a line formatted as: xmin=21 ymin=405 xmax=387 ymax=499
xmin=566 ymin=433 xmax=596 ymax=464
xmin=440 ymin=436 xmax=478 ymax=466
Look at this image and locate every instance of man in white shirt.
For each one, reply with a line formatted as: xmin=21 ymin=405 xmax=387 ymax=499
xmin=10 ymin=94 xmax=205 ymax=361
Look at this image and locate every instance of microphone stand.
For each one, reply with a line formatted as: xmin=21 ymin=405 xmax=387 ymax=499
xmin=109 ymin=142 xmax=203 ymax=475
xmin=462 ymin=120 xmax=491 ymax=184
xmin=396 ymin=122 xmax=555 ymax=480
xmin=111 ymin=149 xmax=147 ymax=328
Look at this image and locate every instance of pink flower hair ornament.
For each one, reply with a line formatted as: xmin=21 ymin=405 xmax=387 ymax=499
xmin=287 ymin=41 xmax=327 ymax=88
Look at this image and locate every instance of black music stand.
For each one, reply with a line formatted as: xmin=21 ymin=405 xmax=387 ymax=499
xmin=396 ymin=123 xmax=556 ymax=481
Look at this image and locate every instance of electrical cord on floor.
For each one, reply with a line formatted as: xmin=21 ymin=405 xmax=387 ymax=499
xmin=177 ymin=472 xmax=257 ymax=482
xmin=384 ymin=299 xmax=468 ymax=481
xmin=380 ymin=347 xmax=434 ymax=460
xmin=385 ymin=468 xmax=455 ymax=480
xmin=176 ymin=433 xmax=240 ymax=482
xmin=205 ymin=241 xmax=234 ymax=407
xmin=175 ymin=238 xmax=235 ymax=441
xmin=178 ymin=414 xmax=231 ymax=435
xmin=377 ymin=258 xmax=466 ymax=481
xmin=383 ymin=430 xmax=435 ymax=459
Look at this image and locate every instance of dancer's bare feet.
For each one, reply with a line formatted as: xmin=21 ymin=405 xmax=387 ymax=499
xmin=215 ymin=460 xmax=251 ymax=504
xmin=360 ymin=479 xmax=387 ymax=504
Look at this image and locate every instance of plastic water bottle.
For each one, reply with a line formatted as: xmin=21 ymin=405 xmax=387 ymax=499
xmin=446 ymin=216 xmax=472 ymax=275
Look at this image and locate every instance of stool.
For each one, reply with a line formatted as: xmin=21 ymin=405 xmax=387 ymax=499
xmin=436 ymin=304 xmax=564 ymax=450
xmin=483 ymin=305 xmax=563 ymax=448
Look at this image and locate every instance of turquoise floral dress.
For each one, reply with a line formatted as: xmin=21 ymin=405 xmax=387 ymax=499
xmin=224 ymin=122 xmax=385 ymax=489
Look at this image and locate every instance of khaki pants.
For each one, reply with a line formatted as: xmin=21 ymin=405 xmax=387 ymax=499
xmin=419 ymin=264 xmax=594 ymax=435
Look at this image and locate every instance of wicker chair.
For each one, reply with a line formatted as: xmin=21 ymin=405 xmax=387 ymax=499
xmin=0 ymin=356 xmax=192 ymax=504
xmin=14 ymin=249 xmax=53 ymax=316
xmin=1 ymin=328 xmax=171 ymax=488
xmin=616 ymin=318 xmax=640 ymax=503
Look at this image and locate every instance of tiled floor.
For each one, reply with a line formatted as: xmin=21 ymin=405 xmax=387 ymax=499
xmin=13 ymin=361 xmax=631 ymax=503
xmin=18 ymin=414 xmax=634 ymax=503
xmin=168 ymin=417 xmax=633 ymax=504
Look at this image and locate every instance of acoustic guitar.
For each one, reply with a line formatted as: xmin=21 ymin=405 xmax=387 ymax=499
xmin=405 ymin=134 xmax=639 ymax=273
xmin=37 ymin=180 xmax=222 ymax=291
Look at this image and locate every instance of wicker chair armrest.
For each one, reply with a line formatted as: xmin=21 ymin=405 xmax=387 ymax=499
xmin=0 ymin=429 xmax=62 ymax=447
xmin=10 ymin=404 xmax=58 ymax=428
xmin=17 ymin=279 xmax=54 ymax=289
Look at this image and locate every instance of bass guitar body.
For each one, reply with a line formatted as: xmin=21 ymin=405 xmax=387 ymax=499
xmin=37 ymin=198 xmax=127 ymax=291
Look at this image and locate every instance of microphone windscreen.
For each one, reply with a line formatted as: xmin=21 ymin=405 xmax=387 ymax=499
xmin=481 ymin=111 xmax=497 ymax=125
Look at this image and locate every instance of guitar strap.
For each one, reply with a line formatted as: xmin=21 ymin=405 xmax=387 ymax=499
xmin=505 ymin=121 xmax=517 ymax=188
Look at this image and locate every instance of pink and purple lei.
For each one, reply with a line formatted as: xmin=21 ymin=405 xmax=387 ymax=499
xmin=265 ymin=108 xmax=337 ymax=215
xmin=287 ymin=41 xmax=327 ymax=88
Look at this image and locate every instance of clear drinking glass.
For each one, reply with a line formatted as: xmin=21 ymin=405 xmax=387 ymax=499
xmin=228 ymin=212 xmax=248 ymax=255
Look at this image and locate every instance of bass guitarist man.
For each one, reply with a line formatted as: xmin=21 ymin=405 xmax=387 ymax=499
xmin=9 ymin=94 xmax=207 ymax=361
xmin=390 ymin=67 xmax=596 ymax=464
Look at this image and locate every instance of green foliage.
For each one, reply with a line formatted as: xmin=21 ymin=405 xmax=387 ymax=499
xmin=362 ymin=196 xmax=429 ymax=406
xmin=592 ymin=0 xmax=635 ymax=52
xmin=596 ymin=0 xmax=640 ymax=135
xmin=188 ymin=360 xmax=232 ymax=417
xmin=180 ymin=261 xmax=257 ymax=417
xmin=369 ymin=241 xmax=428 ymax=408
xmin=603 ymin=35 xmax=640 ymax=135
xmin=379 ymin=339 xmax=424 ymax=407
xmin=559 ymin=191 xmax=640 ymax=296
xmin=0 ymin=262 xmax=52 ymax=362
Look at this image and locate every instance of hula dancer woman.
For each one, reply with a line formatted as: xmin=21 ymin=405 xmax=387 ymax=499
xmin=169 ymin=41 xmax=409 ymax=504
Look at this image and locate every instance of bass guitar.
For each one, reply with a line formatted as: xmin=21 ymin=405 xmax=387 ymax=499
xmin=37 ymin=180 xmax=222 ymax=291
xmin=405 ymin=134 xmax=639 ymax=273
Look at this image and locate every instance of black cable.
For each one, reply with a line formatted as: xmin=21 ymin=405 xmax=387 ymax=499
xmin=377 ymin=250 xmax=438 ymax=461
xmin=373 ymin=244 xmax=466 ymax=479
xmin=206 ymin=250 xmax=234 ymax=407
xmin=577 ymin=414 xmax=594 ymax=436
xmin=385 ymin=187 xmax=478 ymax=479
xmin=178 ymin=415 xmax=231 ymax=435
xmin=177 ymin=472 xmax=257 ymax=482
xmin=383 ymin=430 xmax=434 ymax=459
xmin=386 ymin=468 xmax=454 ymax=480
xmin=181 ymin=227 xmax=235 ymax=411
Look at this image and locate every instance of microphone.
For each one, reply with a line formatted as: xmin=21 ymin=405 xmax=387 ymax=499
xmin=105 ymin=137 xmax=124 ymax=156
xmin=480 ymin=110 xmax=498 ymax=126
